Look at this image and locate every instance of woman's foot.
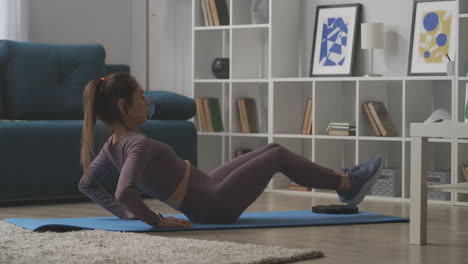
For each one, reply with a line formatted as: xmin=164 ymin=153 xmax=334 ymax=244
xmin=337 ymin=155 xmax=382 ymax=207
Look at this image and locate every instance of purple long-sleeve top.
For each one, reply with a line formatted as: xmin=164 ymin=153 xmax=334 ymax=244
xmin=78 ymin=131 xmax=187 ymax=227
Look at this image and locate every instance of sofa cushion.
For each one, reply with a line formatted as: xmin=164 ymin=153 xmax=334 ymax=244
xmin=0 ymin=119 xmax=197 ymax=201
xmin=2 ymin=40 xmax=105 ymax=120
xmin=145 ymin=90 xmax=196 ymax=120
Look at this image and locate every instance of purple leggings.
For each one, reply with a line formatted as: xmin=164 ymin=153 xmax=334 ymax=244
xmin=179 ymin=143 xmax=342 ymax=224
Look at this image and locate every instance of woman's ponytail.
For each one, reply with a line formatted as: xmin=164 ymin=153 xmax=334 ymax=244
xmin=81 ymin=79 xmax=102 ymax=176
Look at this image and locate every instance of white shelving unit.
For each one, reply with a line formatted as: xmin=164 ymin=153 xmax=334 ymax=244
xmin=191 ymin=0 xmax=468 ymax=206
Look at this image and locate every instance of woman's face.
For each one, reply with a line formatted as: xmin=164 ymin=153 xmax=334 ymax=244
xmin=123 ymin=85 xmax=150 ymax=126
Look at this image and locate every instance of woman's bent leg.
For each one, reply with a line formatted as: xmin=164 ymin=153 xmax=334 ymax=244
xmin=209 ymin=144 xmax=342 ymax=222
xmin=208 ymin=143 xmax=281 ymax=183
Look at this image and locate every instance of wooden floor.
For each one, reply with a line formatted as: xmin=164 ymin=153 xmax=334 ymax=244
xmin=1 ymin=192 xmax=467 ymax=264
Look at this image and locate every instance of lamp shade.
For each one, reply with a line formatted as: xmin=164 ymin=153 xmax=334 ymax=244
xmin=361 ymin=23 xmax=384 ymax=49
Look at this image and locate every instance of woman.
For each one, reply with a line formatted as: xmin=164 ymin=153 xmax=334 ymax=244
xmin=79 ymin=72 xmax=382 ymax=229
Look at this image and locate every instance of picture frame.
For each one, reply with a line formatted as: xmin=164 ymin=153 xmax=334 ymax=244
xmin=309 ymin=4 xmax=362 ymax=77
xmin=408 ymin=0 xmax=457 ymax=76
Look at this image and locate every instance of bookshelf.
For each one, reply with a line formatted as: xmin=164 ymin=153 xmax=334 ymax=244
xmin=191 ymin=0 xmax=468 ymax=206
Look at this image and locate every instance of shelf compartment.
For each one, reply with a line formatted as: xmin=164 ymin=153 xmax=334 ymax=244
xmin=230 ymin=136 xmax=269 ymax=160
xmin=461 ymin=1 xmax=468 ymax=18
xmin=315 ymin=81 xmax=356 ymax=136
xmin=459 ymin=18 xmax=468 ymax=77
xmin=197 ymin=135 xmax=228 ymax=173
xmin=358 ymin=80 xmax=403 ymax=137
xmin=194 ymin=29 xmax=230 ymax=80
xmin=271 ymin=137 xmax=313 ymax=191
xmin=194 ymin=82 xmax=229 ymax=132
xmin=458 ymin=80 xmax=467 ymax=123
xmin=231 ymin=27 xmax=269 ymax=79
xmin=405 ymin=141 xmax=452 ymax=201
xmin=405 ymin=80 xmax=452 ymax=138
xmin=313 ymin=138 xmax=356 ymax=194
xmin=194 ymin=0 xmax=231 ymax=27
xmin=271 ymin=0 xmax=304 ymax=78
xmin=273 ymin=81 xmax=313 ymax=135
xmin=359 ymin=140 xmax=403 ymax=198
xmin=457 ymin=141 xmax=468 ymax=202
xmin=231 ymin=82 xmax=268 ymax=134
xmin=232 ymin=0 xmax=269 ymax=26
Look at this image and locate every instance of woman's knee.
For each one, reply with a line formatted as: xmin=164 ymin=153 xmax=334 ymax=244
xmin=268 ymin=142 xmax=284 ymax=149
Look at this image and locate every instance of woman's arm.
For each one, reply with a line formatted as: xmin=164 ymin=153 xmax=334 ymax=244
xmin=114 ymin=140 xmax=173 ymax=227
xmin=78 ymin=148 xmax=126 ymax=219
xmin=115 ymin=140 xmax=192 ymax=228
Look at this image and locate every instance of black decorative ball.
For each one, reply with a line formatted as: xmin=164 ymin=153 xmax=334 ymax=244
xmin=211 ymin=58 xmax=229 ymax=79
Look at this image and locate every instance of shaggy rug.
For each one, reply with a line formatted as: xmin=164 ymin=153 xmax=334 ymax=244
xmin=0 ymin=221 xmax=323 ymax=264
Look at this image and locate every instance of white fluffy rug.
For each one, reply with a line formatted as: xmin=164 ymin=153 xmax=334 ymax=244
xmin=0 ymin=221 xmax=323 ymax=264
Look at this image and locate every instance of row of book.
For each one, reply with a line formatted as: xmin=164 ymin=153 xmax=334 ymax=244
xmin=362 ymin=101 xmax=398 ymax=136
xmin=237 ymin=98 xmax=259 ymax=133
xmin=201 ymin=0 xmax=229 ymax=26
xmin=326 ymin=122 xmax=356 ymax=136
xmin=195 ymin=98 xmax=397 ymax=135
xmin=301 ymin=98 xmax=313 ymax=135
xmin=195 ymin=98 xmax=224 ymax=132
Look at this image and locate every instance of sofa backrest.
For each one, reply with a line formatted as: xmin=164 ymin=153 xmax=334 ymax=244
xmin=0 ymin=41 xmax=7 ymax=119
xmin=0 ymin=40 xmax=106 ymax=120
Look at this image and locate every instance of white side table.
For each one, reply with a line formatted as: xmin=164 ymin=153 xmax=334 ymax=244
xmin=410 ymin=122 xmax=468 ymax=245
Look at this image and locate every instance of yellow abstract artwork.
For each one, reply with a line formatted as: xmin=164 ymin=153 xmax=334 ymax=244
xmin=418 ymin=10 xmax=452 ymax=64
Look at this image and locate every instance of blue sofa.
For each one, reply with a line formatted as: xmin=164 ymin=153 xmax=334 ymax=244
xmin=0 ymin=40 xmax=197 ymax=202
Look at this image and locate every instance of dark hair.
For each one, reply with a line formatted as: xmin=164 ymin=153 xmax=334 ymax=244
xmin=80 ymin=72 xmax=138 ymax=174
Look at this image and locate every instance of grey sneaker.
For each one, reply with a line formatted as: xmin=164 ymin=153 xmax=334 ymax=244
xmin=340 ymin=155 xmax=379 ymax=177
xmin=337 ymin=155 xmax=382 ymax=207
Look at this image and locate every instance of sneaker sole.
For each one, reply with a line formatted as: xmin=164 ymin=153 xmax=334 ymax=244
xmin=347 ymin=162 xmax=383 ymax=207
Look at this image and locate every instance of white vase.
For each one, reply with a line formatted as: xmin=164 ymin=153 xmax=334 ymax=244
xmin=251 ymin=0 xmax=269 ymax=24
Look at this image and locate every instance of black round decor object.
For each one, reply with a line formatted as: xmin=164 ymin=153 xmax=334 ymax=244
xmin=312 ymin=205 xmax=359 ymax=214
xmin=211 ymin=58 xmax=229 ymax=79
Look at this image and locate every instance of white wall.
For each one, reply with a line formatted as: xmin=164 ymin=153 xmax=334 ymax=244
xmin=131 ymin=0 xmax=148 ymax=89
xmin=28 ymin=0 xmax=192 ymax=94
xmin=29 ymin=0 xmax=132 ymax=67
xmin=148 ymin=0 xmax=192 ymax=95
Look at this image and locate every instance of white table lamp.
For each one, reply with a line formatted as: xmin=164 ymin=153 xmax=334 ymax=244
xmin=361 ymin=23 xmax=384 ymax=77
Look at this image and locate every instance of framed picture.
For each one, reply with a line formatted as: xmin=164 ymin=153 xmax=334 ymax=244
xmin=310 ymin=4 xmax=362 ymax=77
xmin=408 ymin=1 xmax=457 ymax=76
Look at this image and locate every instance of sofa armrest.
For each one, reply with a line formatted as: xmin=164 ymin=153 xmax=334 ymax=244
xmin=105 ymin=64 xmax=130 ymax=75
xmin=145 ymin=90 xmax=195 ymax=120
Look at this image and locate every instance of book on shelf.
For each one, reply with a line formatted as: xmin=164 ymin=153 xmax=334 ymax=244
xmin=214 ymin=0 xmax=229 ymax=25
xmin=462 ymin=165 xmax=468 ymax=182
xmin=236 ymin=98 xmax=258 ymax=133
xmin=327 ymin=129 xmax=356 ymax=136
xmin=326 ymin=121 xmax=355 ymax=136
xmin=195 ymin=98 xmax=207 ymax=131
xmin=288 ymin=182 xmax=311 ymax=191
xmin=201 ymin=0 xmax=210 ymax=26
xmin=203 ymin=98 xmax=214 ymax=132
xmin=202 ymin=0 xmax=228 ymax=26
xmin=302 ymin=98 xmax=313 ymax=135
xmin=234 ymin=148 xmax=252 ymax=158
xmin=195 ymin=97 xmax=223 ymax=132
xmin=362 ymin=102 xmax=381 ymax=136
xmin=367 ymin=101 xmax=398 ymax=137
xmin=208 ymin=0 xmax=220 ymax=26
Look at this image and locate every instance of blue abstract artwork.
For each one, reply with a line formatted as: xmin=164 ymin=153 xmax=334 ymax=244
xmin=319 ymin=17 xmax=349 ymax=67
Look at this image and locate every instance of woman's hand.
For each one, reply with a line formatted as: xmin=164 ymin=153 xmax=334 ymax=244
xmin=157 ymin=216 xmax=193 ymax=228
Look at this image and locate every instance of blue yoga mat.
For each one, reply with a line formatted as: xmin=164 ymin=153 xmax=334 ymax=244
xmin=4 ymin=210 xmax=408 ymax=232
